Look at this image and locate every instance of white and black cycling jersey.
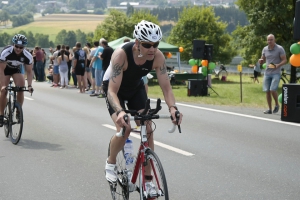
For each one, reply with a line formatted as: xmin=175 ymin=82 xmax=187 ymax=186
xmin=0 ymin=45 xmax=33 ymax=69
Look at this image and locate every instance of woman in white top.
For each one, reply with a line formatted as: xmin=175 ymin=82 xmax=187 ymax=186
xmin=57 ymin=49 xmax=69 ymax=88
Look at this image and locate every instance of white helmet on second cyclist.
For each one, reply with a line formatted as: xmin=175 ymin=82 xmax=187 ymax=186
xmin=12 ymin=34 xmax=28 ymax=46
xmin=133 ymin=20 xmax=162 ymax=43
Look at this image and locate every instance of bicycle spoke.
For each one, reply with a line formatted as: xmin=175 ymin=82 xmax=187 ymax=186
xmin=108 ymin=141 xmax=130 ymax=200
xmin=9 ymin=103 xmax=23 ymax=145
xmin=144 ymin=149 xmax=169 ymax=200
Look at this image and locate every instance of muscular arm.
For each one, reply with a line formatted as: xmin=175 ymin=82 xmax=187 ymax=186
xmin=0 ymin=61 xmax=7 ymax=87
xmin=154 ymin=52 xmax=176 ymax=109
xmin=107 ymin=50 xmax=126 ymax=112
xmin=25 ymin=64 xmax=33 ymax=87
xmin=277 ymin=55 xmax=287 ymax=68
xmin=89 ymin=56 xmax=96 ymax=67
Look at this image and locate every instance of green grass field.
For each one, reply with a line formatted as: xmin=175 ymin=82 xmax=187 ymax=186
xmin=0 ymin=14 xmax=106 ymax=42
xmin=147 ymin=73 xmax=285 ymax=109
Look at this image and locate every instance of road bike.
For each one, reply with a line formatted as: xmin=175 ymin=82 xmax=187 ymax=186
xmin=3 ymin=79 xmax=32 ymax=144
xmin=107 ymin=98 xmax=181 ymax=200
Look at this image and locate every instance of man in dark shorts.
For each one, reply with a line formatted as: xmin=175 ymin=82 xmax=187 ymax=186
xmin=72 ymin=42 xmax=87 ymax=93
xmin=0 ymin=34 xmax=34 ymax=126
xmin=104 ymin=20 xmax=183 ymax=196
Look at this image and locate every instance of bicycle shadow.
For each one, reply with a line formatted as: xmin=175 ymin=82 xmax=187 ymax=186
xmin=18 ymin=139 xmax=64 ymax=151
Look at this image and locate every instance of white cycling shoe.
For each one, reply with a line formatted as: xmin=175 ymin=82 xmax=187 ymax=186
xmin=105 ymin=160 xmax=117 ymax=183
xmin=145 ymin=181 xmax=158 ymax=197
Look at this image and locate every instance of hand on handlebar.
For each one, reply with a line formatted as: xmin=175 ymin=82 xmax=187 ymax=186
xmin=170 ymin=110 xmax=182 ymax=133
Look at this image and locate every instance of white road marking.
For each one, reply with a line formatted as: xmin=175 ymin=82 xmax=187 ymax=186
xmin=25 ymin=97 xmax=34 ymax=100
xmin=103 ymin=124 xmax=194 ymax=156
xmin=151 ymin=98 xmax=300 ymax=127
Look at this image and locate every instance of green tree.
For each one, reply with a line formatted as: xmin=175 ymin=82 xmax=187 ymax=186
xmin=0 ymin=10 xmax=10 ymax=26
xmin=234 ymin=0 xmax=296 ymax=65
xmin=35 ymin=33 xmax=50 ymax=47
xmin=55 ymin=30 xmax=77 ymax=47
xmin=0 ymin=32 xmax=12 ymax=46
xmin=93 ymin=9 xmax=159 ymax=42
xmin=168 ymin=6 xmax=237 ymax=63
xmin=93 ymin=9 xmax=128 ymax=41
xmin=75 ymin=29 xmax=87 ymax=45
xmin=26 ymin=31 xmax=36 ymax=47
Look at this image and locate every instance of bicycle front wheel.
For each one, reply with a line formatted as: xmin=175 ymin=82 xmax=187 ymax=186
xmin=10 ymin=102 xmax=23 ymax=145
xmin=4 ymin=102 xmax=11 ymax=138
xmin=107 ymin=140 xmax=129 ymax=200
xmin=143 ymin=149 xmax=169 ymax=200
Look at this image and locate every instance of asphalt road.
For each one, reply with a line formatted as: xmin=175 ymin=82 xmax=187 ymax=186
xmin=0 ymin=82 xmax=300 ymax=200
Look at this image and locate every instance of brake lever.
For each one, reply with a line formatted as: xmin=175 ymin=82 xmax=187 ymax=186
xmin=175 ymin=110 xmax=181 ymax=133
xmin=116 ymin=114 xmax=128 ymax=137
xmin=170 ymin=110 xmax=181 ymax=133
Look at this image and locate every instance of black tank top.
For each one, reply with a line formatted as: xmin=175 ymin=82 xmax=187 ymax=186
xmin=120 ymin=42 xmax=154 ymax=91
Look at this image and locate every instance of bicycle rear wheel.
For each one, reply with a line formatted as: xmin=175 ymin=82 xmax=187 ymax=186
xmin=143 ymin=149 xmax=169 ymax=200
xmin=10 ymin=102 xmax=23 ymax=145
xmin=4 ymin=102 xmax=11 ymax=138
xmin=107 ymin=140 xmax=129 ymax=200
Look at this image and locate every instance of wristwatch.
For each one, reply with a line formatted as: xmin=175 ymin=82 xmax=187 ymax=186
xmin=116 ymin=109 xmax=124 ymax=117
xmin=169 ymin=105 xmax=178 ymax=112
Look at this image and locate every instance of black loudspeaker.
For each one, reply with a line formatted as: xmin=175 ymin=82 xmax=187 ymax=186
xmin=187 ymin=79 xmax=208 ymax=96
xmin=294 ymin=0 xmax=300 ymax=40
xmin=203 ymin=44 xmax=213 ymax=60
xmin=281 ymin=84 xmax=300 ymax=123
xmin=192 ymin=40 xmax=205 ymax=59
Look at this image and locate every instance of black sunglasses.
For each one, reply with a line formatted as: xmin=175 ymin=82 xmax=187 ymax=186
xmin=14 ymin=45 xmax=24 ymax=50
xmin=141 ymin=42 xmax=159 ymax=49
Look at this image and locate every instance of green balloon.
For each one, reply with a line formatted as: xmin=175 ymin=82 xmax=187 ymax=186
xmin=208 ymin=62 xmax=216 ymax=70
xmin=278 ymin=93 xmax=282 ymax=104
xmin=262 ymin=63 xmax=267 ymax=69
xmin=201 ymin=67 xmax=207 ymax=76
xmin=189 ymin=59 xmax=196 ymax=66
xmin=290 ymin=43 xmax=300 ymax=54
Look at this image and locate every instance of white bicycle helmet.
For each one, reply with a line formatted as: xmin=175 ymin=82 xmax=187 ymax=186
xmin=12 ymin=34 xmax=28 ymax=46
xmin=133 ymin=20 xmax=162 ymax=42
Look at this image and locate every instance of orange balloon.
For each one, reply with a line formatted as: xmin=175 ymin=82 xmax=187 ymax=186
xmin=167 ymin=52 xmax=172 ymax=58
xmin=201 ymin=60 xmax=208 ymax=67
xmin=298 ymin=42 xmax=300 ymax=44
xmin=191 ymin=65 xmax=198 ymax=73
xmin=179 ymin=47 xmax=184 ymax=52
xmin=290 ymin=54 xmax=300 ymax=67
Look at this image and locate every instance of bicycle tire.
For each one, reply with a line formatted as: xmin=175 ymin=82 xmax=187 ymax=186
xmin=280 ymin=77 xmax=287 ymax=84
xmin=107 ymin=140 xmax=130 ymax=200
xmin=4 ymin=102 xmax=11 ymax=138
xmin=142 ymin=149 xmax=169 ymax=200
xmin=10 ymin=102 xmax=23 ymax=145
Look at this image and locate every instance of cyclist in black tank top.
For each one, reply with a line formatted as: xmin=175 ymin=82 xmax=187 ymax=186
xmin=104 ymin=21 xmax=183 ymax=188
xmin=0 ymin=34 xmax=34 ymax=127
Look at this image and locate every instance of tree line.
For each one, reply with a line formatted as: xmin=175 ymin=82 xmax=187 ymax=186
xmin=0 ymin=1 xmax=297 ymax=66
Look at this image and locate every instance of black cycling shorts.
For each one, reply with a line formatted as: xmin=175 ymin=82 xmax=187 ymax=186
xmin=102 ymin=80 xmax=148 ymax=116
xmin=4 ymin=67 xmax=21 ymax=76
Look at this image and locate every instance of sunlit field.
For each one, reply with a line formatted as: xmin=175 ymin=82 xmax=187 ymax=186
xmin=0 ymin=14 xmax=107 ymax=41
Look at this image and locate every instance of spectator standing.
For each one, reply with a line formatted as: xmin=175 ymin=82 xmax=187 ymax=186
xmin=57 ymin=49 xmax=69 ymax=89
xmin=50 ymin=45 xmax=61 ymax=87
xmin=253 ymin=63 xmax=261 ymax=83
xmin=73 ymin=42 xmax=87 ymax=93
xmin=258 ymin=34 xmax=287 ymax=114
xmin=65 ymin=45 xmax=72 ymax=85
xmin=88 ymin=41 xmax=99 ymax=95
xmin=83 ymin=46 xmax=92 ymax=91
xmin=69 ymin=47 xmax=78 ymax=87
xmin=35 ymin=46 xmax=44 ymax=82
xmin=89 ymin=38 xmax=104 ymax=96
xmin=98 ymin=39 xmax=114 ymax=97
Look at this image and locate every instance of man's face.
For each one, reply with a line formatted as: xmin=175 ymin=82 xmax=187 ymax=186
xmin=13 ymin=44 xmax=24 ymax=55
xmin=267 ymin=36 xmax=275 ymax=47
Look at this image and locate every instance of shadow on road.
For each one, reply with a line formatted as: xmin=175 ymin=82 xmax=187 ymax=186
xmin=19 ymin=139 xmax=64 ymax=151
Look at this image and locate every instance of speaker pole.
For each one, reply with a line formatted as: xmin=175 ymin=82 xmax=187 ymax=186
xmin=204 ymin=44 xmax=219 ymax=96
